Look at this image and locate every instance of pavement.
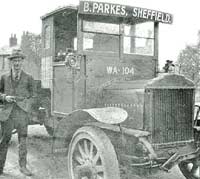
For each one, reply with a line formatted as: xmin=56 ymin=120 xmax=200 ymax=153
xmin=0 ymin=125 xmax=186 ymax=179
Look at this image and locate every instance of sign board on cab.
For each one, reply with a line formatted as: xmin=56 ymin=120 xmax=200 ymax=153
xmin=79 ymin=1 xmax=173 ymax=24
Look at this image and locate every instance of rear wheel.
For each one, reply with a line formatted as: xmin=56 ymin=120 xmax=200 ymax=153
xmin=68 ymin=126 xmax=120 ymax=179
xmin=179 ymin=159 xmax=200 ymax=179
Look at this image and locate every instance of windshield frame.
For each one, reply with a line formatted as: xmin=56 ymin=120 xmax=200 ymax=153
xmin=81 ymin=15 xmax=156 ymax=57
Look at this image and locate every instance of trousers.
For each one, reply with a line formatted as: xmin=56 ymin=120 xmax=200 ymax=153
xmin=0 ymin=105 xmax=28 ymax=171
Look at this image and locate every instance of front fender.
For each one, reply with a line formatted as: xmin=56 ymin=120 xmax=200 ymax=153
xmin=54 ymin=107 xmax=127 ymax=139
xmin=82 ymin=107 xmax=128 ymax=124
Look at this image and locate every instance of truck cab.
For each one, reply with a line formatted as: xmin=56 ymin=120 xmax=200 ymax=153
xmin=41 ymin=1 xmax=172 ymax=124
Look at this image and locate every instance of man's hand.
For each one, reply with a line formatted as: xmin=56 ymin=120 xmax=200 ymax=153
xmin=5 ymin=96 xmax=16 ymax=103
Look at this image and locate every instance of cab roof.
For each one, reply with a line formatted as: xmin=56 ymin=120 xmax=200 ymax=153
xmin=41 ymin=5 xmax=78 ymax=20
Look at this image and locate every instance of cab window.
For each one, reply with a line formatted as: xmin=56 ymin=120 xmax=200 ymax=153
xmin=54 ymin=10 xmax=77 ymax=62
xmin=82 ymin=20 xmax=120 ymax=53
xmin=44 ymin=25 xmax=51 ymax=49
xmin=123 ymin=22 xmax=154 ymax=56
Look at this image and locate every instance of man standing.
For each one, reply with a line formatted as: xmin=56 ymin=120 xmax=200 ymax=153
xmin=0 ymin=49 xmax=34 ymax=176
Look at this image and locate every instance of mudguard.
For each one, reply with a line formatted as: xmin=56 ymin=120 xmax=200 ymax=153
xmin=54 ymin=107 xmax=127 ymax=139
xmin=82 ymin=107 xmax=128 ymax=124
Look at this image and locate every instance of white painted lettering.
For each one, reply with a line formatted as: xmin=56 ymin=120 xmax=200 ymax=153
xmin=93 ymin=3 xmax=99 ymax=13
xmin=151 ymin=11 xmax=156 ymax=20
xmin=106 ymin=66 xmax=113 ymax=74
xmin=130 ymin=67 xmax=134 ymax=75
xmin=110 ymin=4 xmax=116 ymax=14
xmin=166 ymin=14 xmax=171 ymax=23
xmin=83 ymin=2 xmax=90 ymax=12
xmin=121 ymin=6 xmax=126 ymax=16
xmin=80 ymin=2 xmax=172 ymax=24
xmin=104 ymin=3 xmax=110 ymax=14
xmin=138 ymin=8 xmax=143 ymax=18
xmin=113 ymin=67 xmax=118 ymax=74
xmin=161 ymin=13 xmax=165 ymax=23
xmin=157 ymin=12 xmax=162 ymax=21
xmin=147 ymin=10 xmax=152 ymax=19
xmin=122 ymin=67 xmax=134 ymax=75
xmin=116 ymin=5 xmax=121 ymax=15
xmin=143 ymin=9 xmax=147 ymax=18
xmin=97 ymin=3 xmax=104 ymax=13
xmin=132 ymin=7 xmax=138 ymax=17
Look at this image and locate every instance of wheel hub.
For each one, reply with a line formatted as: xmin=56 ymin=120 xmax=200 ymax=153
xmin=68 ymin=127 xmax=120 ymax=179
xmin=75 ymin=165 xmax=97 ymax=179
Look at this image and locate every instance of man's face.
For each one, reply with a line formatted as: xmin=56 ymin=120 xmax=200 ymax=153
xmin=11 ymin=57 xmax=24 ymax=71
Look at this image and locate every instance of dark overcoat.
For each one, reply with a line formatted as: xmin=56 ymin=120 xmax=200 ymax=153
xmin=0 ymin=70 xmax=34 ymax=122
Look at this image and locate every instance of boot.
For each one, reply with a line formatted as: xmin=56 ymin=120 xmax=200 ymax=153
xmin=20 ymin=166 xmax=32 ymax=176
xmin=0 ymin=169 xmax=3 ymax=175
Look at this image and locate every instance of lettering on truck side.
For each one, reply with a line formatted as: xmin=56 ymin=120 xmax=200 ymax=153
xmin=132 ymin=7 xmax=172 ymax=24
xmin=83 ymin=1 xmax=126 ymax=16
xmin=80 ymin=1 xmax=173 ymax=24
xmin=106 ymin=66 xmax=134 ymax=75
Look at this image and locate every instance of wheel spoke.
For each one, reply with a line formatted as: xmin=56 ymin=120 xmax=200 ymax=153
xmin=93 ymin=151 xmax=100 ymax=164
xmin=69 ymin=127 xmax=120 ymax=179
xmin=89 ymin=142 xmax=94 ymax=159
xmin=78 ymin=143 xmax=86 ymax=159
xmin=84 ymin=140 xmax=90 ymax=156
xmin=75 ymin=155 xmax=84 ymax=165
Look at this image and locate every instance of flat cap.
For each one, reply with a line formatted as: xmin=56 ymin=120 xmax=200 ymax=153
xmin=8 ymin=49 xmax=25 ymax=60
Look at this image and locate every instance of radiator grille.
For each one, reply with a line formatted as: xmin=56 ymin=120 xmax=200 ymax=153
xmin=151 ymin=89 xmax=194 ymax=144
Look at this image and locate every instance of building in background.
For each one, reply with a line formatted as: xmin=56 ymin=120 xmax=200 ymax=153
xmin=21 ymin=31 xmax=42 ymax=80
xmin=0 ymin=34 xmax=20 ymax=76
xmin=0 ymin=33 xmax=42 ymax=80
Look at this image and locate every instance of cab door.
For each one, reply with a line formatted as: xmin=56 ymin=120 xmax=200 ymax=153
xmin=52 ymin=8 xmax=78 ymax=114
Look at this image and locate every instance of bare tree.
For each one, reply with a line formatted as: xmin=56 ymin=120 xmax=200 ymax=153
xmin=21 ymin=31 xmax=42 ymax=80
xmin=177 ymin=31 xmax=200 ymax=86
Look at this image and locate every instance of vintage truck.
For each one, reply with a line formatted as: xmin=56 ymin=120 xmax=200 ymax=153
xmin=2 ymin=1 xmax=198 ymax=179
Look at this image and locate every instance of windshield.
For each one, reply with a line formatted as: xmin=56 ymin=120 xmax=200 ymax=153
xmin=123 ymin=22 xmax=154 ymax=56
xmin=82 ymin=20 xmax=154 ymax=56
xmin=83 ymin=20 xmax=120 ymax=53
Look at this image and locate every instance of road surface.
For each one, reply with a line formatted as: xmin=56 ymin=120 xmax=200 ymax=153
xmin=0 ymin=125 xmax=186 ymax=179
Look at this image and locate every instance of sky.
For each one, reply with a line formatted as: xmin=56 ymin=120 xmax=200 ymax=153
xmin=0 ymin=0 xmax=200 ymax=67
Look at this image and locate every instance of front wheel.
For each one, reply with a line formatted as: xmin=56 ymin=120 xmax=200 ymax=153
xmin=178 ymin=159 xmax=200 ymax=179
xmin=68 ymin=126 xmax=120 ymax=179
